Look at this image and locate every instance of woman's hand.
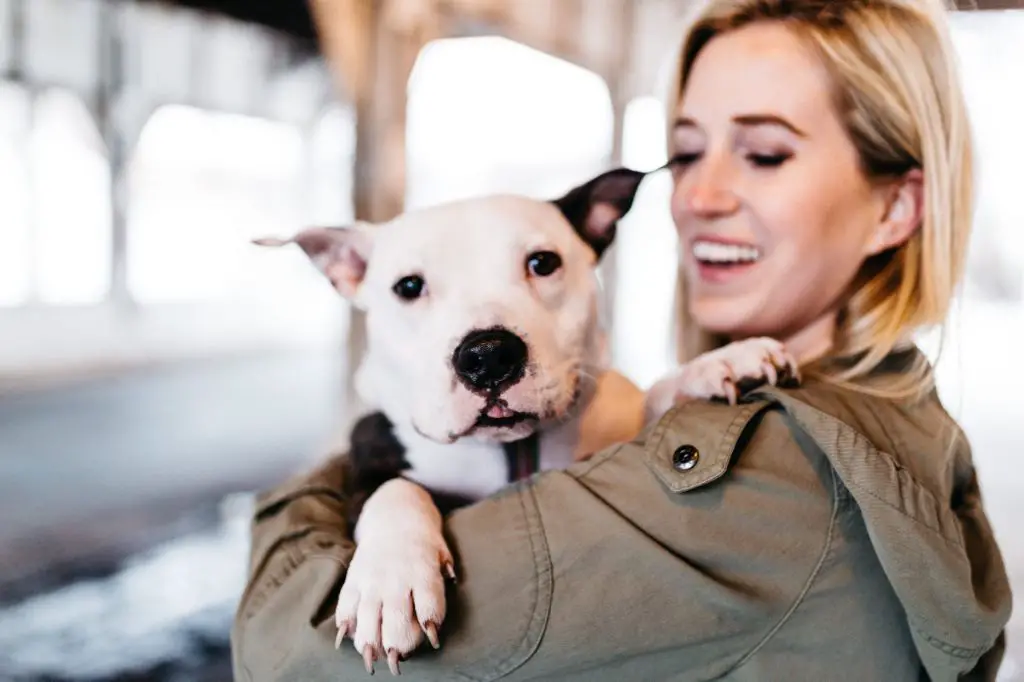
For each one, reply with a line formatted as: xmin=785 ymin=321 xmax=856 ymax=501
xmin=334 ymin=477 xmax=455 ymax=675
xmin=644 ymin=337 xmax=799 ymax=425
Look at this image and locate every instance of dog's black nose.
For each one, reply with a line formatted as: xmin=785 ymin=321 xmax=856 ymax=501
xmin=453 ymin=328 xmax=528 ymax=393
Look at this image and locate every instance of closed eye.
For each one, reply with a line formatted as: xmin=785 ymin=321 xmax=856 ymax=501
xmin=747 ymin=152 xmax=791 ymax=168
xmin=668 ymin=152 xmax=701 ymax=170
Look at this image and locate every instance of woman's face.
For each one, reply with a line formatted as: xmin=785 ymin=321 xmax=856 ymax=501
xmin=670 ymin=22 xmax=906 ymax=356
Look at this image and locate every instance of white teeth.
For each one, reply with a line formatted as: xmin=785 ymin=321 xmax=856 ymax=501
xmin=692 ymin=240 xmax=761 ymax=264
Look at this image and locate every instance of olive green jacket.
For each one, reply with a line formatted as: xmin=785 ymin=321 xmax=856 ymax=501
xmin=231 ymin=377 xmax=1011 ymax=681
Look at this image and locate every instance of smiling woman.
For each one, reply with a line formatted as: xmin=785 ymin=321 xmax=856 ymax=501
xmin=669 ymin=30 xmax=915 ymax=360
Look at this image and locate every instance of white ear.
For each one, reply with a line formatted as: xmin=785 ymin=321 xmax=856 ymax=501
xmin=253 ymin=222 xmax=375 ymax=299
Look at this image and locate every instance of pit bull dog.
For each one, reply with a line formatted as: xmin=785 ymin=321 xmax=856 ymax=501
xmin=255 ymin=167 xmax=797 ymax=676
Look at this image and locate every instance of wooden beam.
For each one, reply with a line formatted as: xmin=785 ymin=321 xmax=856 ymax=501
xmin=310 ymin=0 xmax=442 ymax=427
xmin=595 ymin=0 xmax=637 ymax=359
xmin=973 ymin=0 xmax=1024 ymax=8
xmin=307 ymin=0 xmax=374 ymax=103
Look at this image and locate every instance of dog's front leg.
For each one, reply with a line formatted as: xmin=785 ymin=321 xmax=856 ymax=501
xmin=335 ymin=477 xmax=455 ymax=676
xmin=644 ymin=337 xmax=800 ymax=424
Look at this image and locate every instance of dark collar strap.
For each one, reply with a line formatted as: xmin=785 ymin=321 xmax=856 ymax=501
xmin=503 ymin=432 xmax=540 ymax=482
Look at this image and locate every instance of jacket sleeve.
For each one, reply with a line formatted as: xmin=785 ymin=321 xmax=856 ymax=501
xmin=231 ymin=454 xmax=357 ymax=680
xmin=231 ymin=397 xmax=850 ymax=682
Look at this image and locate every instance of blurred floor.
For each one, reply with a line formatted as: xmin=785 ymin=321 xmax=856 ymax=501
xmin=0 ymin=349 xmax=344 ymax=599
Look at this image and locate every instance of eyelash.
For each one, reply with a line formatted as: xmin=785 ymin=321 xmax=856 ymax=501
xmin=668 ymin=152 xmax=792 ymax=170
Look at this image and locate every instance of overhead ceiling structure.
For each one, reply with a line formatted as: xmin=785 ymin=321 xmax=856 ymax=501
xmin=140 ymin=0 xmax=319 ymax=42
xmin=954 ymin=0 xmax=1024 ymax=7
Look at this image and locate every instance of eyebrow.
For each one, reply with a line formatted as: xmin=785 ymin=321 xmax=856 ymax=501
xmin=673 ymin=114 xmax=807 ymax=137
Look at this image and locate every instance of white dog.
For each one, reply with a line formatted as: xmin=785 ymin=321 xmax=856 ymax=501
xmin=256 ymin=168 xmax=797 ymax=675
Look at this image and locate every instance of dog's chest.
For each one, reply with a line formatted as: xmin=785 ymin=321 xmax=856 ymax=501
xmin=398 ymin=425 xmax=578 ymax=501
xmin=401 ymin=439 xmax=509 ymax=500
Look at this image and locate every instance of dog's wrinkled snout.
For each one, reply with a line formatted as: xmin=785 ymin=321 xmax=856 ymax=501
xmin=453 ymin=328 xmax=528 ymax=393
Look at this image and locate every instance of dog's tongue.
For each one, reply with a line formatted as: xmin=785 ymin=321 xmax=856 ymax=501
xmin=486 ymin=404 xmax=515 ymax=419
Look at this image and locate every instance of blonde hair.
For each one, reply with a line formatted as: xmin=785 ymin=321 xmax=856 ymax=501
xmin=666 ymin=0 xmax=973 ymax=401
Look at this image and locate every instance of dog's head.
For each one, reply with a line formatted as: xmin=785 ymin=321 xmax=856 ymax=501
xmin=256 ymin=168 xmax=645 ymax=444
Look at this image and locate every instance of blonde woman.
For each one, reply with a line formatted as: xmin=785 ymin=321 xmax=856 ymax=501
xmin=231 ymin=1 xmax=1011 ymax=680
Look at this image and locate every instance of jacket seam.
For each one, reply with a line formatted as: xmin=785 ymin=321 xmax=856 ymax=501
xmin=236 ymin=542 xmax=306 ymax=682
xmin=780 ymin=404 xmax=964 ymax=550
xmin=571 ymin=442 xmax=628 ymax=479
xmin=254 ymin=486 xmax=347 ymax=519
xmin=480 ymin=482 xmax=554 ymax=682
xmin=235 ymin=533 xmax=351 ymax=682
xmin=766 ymin=392 xmax=992 ymax=657
xmin=916 ymin=629 xmax=992 ymax=659
xmin=846 ymin=469 xmax=963 ymax=548
xmin=723 ymin=452 xmax=841 ymax=675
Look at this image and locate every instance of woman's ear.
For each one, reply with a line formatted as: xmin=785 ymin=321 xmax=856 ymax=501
xmin=865 ymin=168 xmax=924 ymax=256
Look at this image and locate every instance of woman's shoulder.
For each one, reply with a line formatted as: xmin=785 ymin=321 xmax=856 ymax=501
xmin=782 ymin=377 xmax=967 ymax=498
xmin=733 ymin=376 xmax=967 ymax=536
xmin=709 ymin=380 xmax=1009 ymax=677
xmin=584 ymin=379 xmax=1007 ymax=679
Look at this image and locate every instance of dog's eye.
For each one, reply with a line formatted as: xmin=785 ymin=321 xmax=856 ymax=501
xmin=526 ymin=251 xmax=562 ymax=277
xmin=392 ymin=275 xmax=425 ymax=300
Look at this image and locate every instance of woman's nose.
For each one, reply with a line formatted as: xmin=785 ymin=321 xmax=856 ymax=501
xmin=673 ymin=159 xmax=740 ymax=218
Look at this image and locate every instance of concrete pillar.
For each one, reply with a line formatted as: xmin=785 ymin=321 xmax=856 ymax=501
xmin=97 ymin=0 xmax=131 ymax=309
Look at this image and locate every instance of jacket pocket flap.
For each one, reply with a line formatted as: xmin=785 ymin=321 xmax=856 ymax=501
xmin=644 ymin=398 xmax=774 ymax=493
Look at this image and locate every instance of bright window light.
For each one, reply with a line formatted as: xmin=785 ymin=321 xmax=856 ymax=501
xmin=405 ymin=36 xmax=614 ymax=208
xmin=0 ymin=82 xmax=32 ymax=306
xmin=127 ymin=104 xmax=343 ymax=307
xmin=613 ymin=96 xmax=678 ymax=388
xmin=949 ymin=11 xmax=1024 ymax=303
xmin=29 ymin=89 xmax=112 ymax=306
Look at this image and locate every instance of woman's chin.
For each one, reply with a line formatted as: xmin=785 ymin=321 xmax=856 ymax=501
xmin=689 ymin=299 xmax=764 ymax=338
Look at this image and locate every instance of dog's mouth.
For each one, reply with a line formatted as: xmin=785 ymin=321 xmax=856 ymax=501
xmin=444 ymin=398 xmax=539 ymax=441
xmin=475 ymin=401 xmax=537 ymax=429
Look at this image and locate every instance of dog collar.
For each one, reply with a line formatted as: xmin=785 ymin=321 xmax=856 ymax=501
xmin=503 ymin=432 xmax=540 ymax=482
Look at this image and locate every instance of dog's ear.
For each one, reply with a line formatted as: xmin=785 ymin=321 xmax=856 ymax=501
xmin=253 ymin=223 xmax=374 ymax=298
xmin=552 ymin=167 xmax=646 ymax=259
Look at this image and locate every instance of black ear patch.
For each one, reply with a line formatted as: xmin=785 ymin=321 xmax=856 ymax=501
xmin=551 ymin=167 xmax=647 ymax=259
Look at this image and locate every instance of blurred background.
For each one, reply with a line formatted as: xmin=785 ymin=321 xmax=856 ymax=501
xmin=0 ymin=0 xmax=1021 ymax=679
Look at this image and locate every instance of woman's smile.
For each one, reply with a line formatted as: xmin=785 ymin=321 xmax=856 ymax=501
xmin=688 ymin=235 xmax=763 ymax=286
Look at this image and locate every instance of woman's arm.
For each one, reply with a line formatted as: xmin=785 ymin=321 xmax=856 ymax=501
xmin=232 ymin=396 xmax=845 ymax=681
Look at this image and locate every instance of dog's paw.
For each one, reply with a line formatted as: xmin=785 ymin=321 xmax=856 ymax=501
xmin=645 ymin=338 xmax=799 ymax=421
xmin=334 ymin=530 xmax=454 ymax=675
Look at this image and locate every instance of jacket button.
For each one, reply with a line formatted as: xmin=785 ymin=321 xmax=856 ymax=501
xmin=672 ymin=444 xmax=700 ymax=471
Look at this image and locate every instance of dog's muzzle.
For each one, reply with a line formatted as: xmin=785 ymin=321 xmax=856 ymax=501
xmin=452 ymin=327 xmax=528 ymax=394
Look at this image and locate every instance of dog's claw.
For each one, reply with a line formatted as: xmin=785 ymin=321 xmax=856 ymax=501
xmin=423 ymin=620 xmax=441 ymax=649
xmin=334 ymin=618 xmax=352 ymax=649
xmin=443 ymin=562 xmax=456 ymax=581
xmin=387 ymin=649 xmax=401 ymax=676
xmin=363 ymin=646 xmax=376 ymax=675
xmin=724 ymin=379 xmax=738 ymax=406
